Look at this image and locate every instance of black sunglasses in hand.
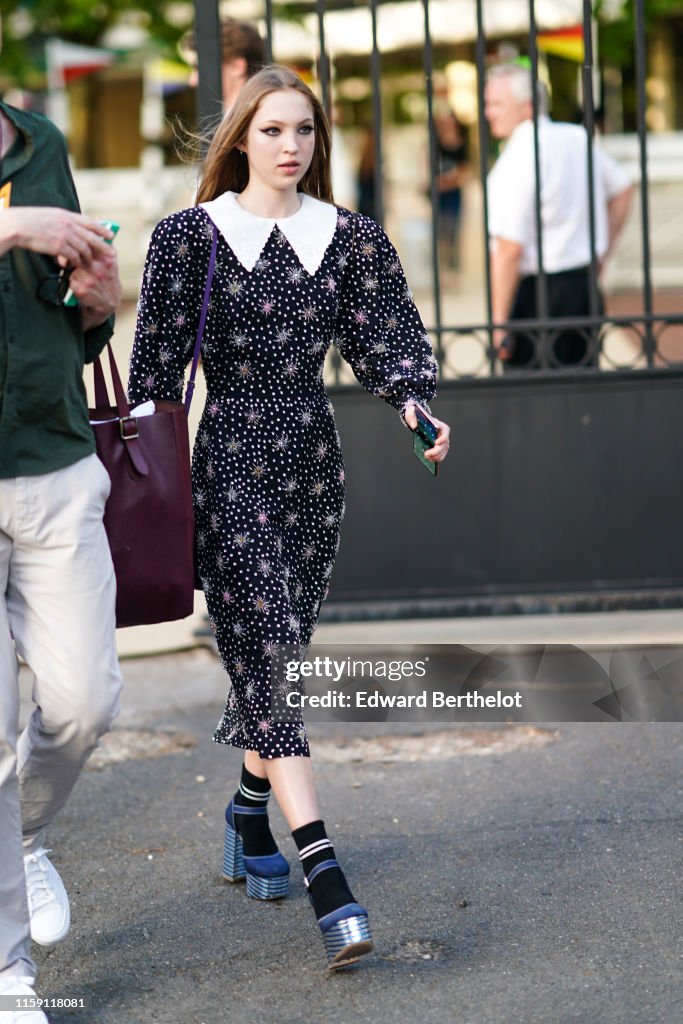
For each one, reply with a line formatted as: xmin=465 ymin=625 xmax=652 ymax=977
xmin=36 ymin=266 xmax=73 ymax=306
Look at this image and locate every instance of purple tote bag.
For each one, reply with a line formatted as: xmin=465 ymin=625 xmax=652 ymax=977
xmin=89 ymin=225 xmax=217 ymax=627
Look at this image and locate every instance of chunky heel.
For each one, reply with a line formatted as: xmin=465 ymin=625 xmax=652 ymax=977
xmin=223 ymin=820 xmax=246 ymax=883
xmin=224 ymin=800 xmax=290 ymax=900
xmin=305 ymin=859 xmax=374 ymax=969
xmin=321 ymin=907 xmax=374 ymax=969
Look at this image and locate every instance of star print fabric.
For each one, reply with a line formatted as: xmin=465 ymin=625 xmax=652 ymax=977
xmin=128 ymin=201 xmax=436 ymax=758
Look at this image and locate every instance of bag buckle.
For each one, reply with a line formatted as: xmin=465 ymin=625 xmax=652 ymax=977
xmin=119 ymin=416 xmax=139 ymax=441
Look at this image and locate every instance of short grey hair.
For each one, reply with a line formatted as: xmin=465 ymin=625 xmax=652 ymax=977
xmin=487 ymin=63 xmax=549 ymax=116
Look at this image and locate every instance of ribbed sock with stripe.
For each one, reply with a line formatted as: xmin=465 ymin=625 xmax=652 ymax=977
xmin=233 ymin=765 xmax=278 ymax=857
xmin=292 ymin=819 xmax=356 ymax=919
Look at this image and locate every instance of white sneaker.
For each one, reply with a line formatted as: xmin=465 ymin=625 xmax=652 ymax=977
xmin=23 ymin=849 xmax=70 ymax=946
xmin=0 ymin=975 xmax=49 ymax=1023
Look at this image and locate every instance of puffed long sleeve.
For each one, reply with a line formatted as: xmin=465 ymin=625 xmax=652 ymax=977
xmin=333 ymin=212 xmax=437 ymax=416
xmin=128 ymin=211 xmax=210 ymax=406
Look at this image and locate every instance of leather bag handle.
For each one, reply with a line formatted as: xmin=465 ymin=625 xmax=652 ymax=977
xmin=92 ymin=221 xmax=218 ymax=476
xmin=92 ymin=343 xmax=149 ymax=477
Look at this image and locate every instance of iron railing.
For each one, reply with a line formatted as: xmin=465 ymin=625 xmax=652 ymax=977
xmin=192 ymin=0 xmax=683 ymax=382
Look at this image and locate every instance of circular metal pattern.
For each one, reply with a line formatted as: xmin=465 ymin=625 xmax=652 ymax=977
xmin=440 ymin=329 xmax=492 ymax=379
xmin=599 ymin=321 xmax=648 ymax=370
xmin=652 ymin=319 xmax=683 ymax=368
xmin=326 ymin=317 xmax=683 ymax=384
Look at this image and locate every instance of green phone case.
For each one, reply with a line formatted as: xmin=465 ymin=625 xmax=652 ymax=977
xmin=63 ymin=220 xmax=120 ymax=307
xmin=413 ymin=430 xmax=438 ymax=475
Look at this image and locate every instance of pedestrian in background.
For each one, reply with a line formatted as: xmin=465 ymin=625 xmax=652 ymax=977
xmin=180 ymin=17 xmax=265 ymax=112
xmin=485 ymin=62 xmax=633 ymax=369
xmin=0 ymin=98 xmax=122 ymax=1022
xmin=434 ymin=104 xmax=469 ymax=270
xmin=128 ymin=64 xmax=449 ymax=970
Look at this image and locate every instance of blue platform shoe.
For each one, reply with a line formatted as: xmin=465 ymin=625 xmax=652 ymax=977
xmin=305 ymin=859 xmax=373 ymax=969
xmin=223 ymin=800 xmax=290 ymax=900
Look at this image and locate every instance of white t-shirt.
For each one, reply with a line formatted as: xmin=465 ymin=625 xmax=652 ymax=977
xmin=487 ymin=117 xmax=631 ymax=275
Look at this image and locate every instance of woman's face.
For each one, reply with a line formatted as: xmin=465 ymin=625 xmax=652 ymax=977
xmin=240 ymin=88 xmax=316 ymax=193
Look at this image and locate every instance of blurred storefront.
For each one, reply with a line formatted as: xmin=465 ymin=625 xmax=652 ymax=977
xmin=3 ymin=2 xmax=683 ymax=317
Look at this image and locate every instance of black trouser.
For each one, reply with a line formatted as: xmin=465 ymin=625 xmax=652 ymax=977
xmin=503 ymin=265 xmax=602 ymax=370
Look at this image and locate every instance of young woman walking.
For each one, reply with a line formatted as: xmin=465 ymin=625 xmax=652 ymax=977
xmin=128 ymin=65 xmax=450 ymax=969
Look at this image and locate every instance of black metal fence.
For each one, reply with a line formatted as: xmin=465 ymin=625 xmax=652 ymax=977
xmin=193 ymin=0 xmax=683 ymax=381
xmin=191 ymin=0 xmax=683 ymax=614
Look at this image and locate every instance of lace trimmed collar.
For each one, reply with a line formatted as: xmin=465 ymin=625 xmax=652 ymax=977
xmin=199 ymin=191 xmax=338 ymax=275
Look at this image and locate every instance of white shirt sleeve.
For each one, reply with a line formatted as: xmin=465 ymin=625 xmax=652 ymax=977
xmin=594 ymin=145 xmax=631 ymax=200
xmin=487 ymin=132 xmax=537 ymax=245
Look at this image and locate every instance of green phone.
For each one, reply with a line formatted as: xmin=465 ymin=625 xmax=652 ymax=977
xmin=63 ymin=220 xmax=120 ymax=307
xmin=412 ymin=407 xmax=439 ymax=476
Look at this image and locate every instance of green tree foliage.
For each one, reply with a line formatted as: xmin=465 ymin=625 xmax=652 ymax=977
xmin=598 ymin=0 xmax=683 ymax=64
xmin=0 ymin=1 xmax=195 ymax=85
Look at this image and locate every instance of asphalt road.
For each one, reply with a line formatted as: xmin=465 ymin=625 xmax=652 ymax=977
xmin=27 ymin=652 xmax=682 ymax=1024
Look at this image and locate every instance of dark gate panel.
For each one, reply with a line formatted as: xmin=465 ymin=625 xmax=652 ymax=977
xmin=326 ymin=373 xmax=683 ymax=613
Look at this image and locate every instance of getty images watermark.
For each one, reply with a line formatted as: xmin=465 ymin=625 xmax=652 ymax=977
xmin=280 ymin=655 xmax=522 ymax=711
xmin=269 ymin=644 xmax=683 ymax=724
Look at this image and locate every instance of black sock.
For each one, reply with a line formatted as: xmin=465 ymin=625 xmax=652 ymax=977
xmin=232 ymin=765 xmax=278 ymax=857
xmin=292 ymin=819 xmax=356 ymax=920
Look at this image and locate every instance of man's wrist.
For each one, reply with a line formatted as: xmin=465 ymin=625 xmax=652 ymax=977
xmin=82 ymin=305 xmax=115 ymax=332
xmin=0 ymin=209 xmax=20 ymax=253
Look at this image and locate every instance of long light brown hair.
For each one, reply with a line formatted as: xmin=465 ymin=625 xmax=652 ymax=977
xmin=196 ymin=65 xmax=334 ymax=204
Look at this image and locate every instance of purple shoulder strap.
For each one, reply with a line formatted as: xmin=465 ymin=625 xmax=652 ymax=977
xmin=185 ymin=223 xmax=218 ymax=414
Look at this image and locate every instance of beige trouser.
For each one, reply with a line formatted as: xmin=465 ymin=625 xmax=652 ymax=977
xmin=0 ymin=453 xmax=122 ymax=981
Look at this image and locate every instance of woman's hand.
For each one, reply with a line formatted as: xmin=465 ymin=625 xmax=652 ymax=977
xmin=403 ymin=404 xmax=450 ymax=464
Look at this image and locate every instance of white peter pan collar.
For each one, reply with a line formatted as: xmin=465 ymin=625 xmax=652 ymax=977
xmin=200 ymin=191 xmax=338 ymax=275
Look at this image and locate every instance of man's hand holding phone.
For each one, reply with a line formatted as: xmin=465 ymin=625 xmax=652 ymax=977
xmin=57 ymin=220 xmax=121 ymax=331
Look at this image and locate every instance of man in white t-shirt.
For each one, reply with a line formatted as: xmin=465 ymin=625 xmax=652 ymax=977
xmin=485 ymin=63 xmax=633 ymax=369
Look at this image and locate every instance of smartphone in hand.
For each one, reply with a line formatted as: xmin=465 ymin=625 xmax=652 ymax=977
xmin=411 ymin=406 xmax=439 ymax=476
xmin=63 ymin=220 xmax=120 ymax=307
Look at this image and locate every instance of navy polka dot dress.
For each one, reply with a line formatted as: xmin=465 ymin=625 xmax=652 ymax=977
xmin=128 ymin=193 xmax=437 ymax=758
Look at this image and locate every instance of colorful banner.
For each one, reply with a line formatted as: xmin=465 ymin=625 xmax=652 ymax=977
xmin=537 ymin=25 xmax=584 ymax=63
xmin=45 ymin=39 xmax=115 ymax=83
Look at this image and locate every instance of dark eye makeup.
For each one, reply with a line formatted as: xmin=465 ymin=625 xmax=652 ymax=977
xmin=259 ymin=123 xmax=315 ymax=136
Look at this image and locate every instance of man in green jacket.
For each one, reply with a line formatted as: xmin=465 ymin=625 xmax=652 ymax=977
xmin=0 ymin=98 xmax=123 ymax=1023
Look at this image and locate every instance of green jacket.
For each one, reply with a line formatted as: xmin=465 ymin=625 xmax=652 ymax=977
xmin=0 ymin=99 xmax=113 ymax=478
